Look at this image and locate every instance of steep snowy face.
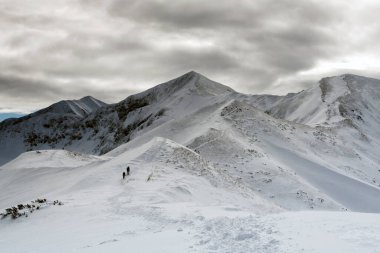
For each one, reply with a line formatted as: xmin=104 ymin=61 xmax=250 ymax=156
xmin=75 ymin=71 xmax=237 ymax=154
xmin=116 ymin=71 xmax=235 ymax=118
xmin=262 ymin=77 xmax=344 ymax=126
xmin=32 ymin=96 xmax=106 ymax=118
xmin=265 ymin=74 xmax=380 ymax=130
xmin=336 ymin=75 xmax=380 ymax=140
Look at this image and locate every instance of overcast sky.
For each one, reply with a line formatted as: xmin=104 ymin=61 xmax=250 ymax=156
xmin=1 ymin=0 xmax=380 ymax=114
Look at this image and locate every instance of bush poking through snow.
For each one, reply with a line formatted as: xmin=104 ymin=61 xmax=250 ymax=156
xmin=1 ymin=199 xmax=63 ymax=220
xmin=34 ymin=198 xmax=47 ymax=204
xmin=146 ymin=172 xmax=153 ymax=182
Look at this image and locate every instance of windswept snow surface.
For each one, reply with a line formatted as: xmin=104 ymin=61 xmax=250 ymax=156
xmin=1 ymin=138 xmax=380 ymax=253
xmin=2 ymin=150 xmax=107 ymax=170
xmin=0 ymin=137 xmax=277 ymax=252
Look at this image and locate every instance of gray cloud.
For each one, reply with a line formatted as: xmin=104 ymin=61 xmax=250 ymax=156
xmin=108 ymin=0 xmax=339 ymax=30
xmin=1 ymin=0 xmax=380 ymax=113
xmin=0 ymin=73 xmax=139 ymax=113
xmin=109 ymin=0 xmax=258 ymax=29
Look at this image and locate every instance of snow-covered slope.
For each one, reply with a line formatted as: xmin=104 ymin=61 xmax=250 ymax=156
xmin=0 ymin=71 xmax=237 ymax=165
xmin=2 ymin=150 xmax=107 ymax=170
xmin=0 ymin=96 xmax=106 ymax=165
xmin=0 ymin=137 xmax=282 ymax=252
xmin=1 ymin=137 xmax=380 ymax=252
xmin=36 ymin=96 xmax=107 ymax=118
xmin=264 ymin=74 xmax=380 ymax=129
xmin=1 ymin=72 xmax=380 ymax=252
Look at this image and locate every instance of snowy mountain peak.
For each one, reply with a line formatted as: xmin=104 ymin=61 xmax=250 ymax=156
xmin=319 ymin=75 xmax=350 ymax=104
xmin=131 ymin=71 xmax=235 ymax=103
xmin=183 ymin=70 xmax=201 ymax=77
xmin=36 ymin=96 xmax=107 ymax=118
xmin=79 ymin=95 xmax=104 ymax=105
xmin=319 ymin=73 xmax=379 ymax=98
xmin=192 ymin=72 xmax=236 ymax=96
xmin=262 ymin=73 xmax=380 ymax=137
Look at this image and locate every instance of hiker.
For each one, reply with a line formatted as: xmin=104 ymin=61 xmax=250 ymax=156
xmin=127 ymin=166 xmax=130 ymax=176
xmin=122 ymin=171 xmax=126 ymax=180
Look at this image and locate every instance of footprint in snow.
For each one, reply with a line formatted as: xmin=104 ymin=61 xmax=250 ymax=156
xmin=224 ymin=207 xmax=241 ymax=212
xmin=98 ymin=239 xmax=118 ymax=245
xmin=235 ymin=233 xmax=255 ymax=241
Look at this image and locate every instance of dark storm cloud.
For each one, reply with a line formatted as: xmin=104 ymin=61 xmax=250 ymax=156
xmin=108 ymin=0 xmax=338 ymax=30
xmin=1 ymin=0 xmax=380 ymax=113
xmin=109 ymin=0 xmax=257 ymax=29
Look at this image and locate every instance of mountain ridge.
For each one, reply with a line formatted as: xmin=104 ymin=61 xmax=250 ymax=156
xmin=0 ymin=71 xmax=239 ymax=164
xmin=1 ymin=71 xmax=380 ymax=170
xmin=36 ymin=95 xmax=107 ymax=117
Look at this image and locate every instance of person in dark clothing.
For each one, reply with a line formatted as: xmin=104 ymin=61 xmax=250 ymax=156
xmin=122 ymin=171 xmax=126 ymax=179
xmin=127 ymin=166 xmax=130 ymax=176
